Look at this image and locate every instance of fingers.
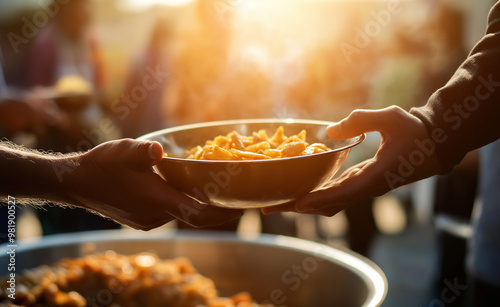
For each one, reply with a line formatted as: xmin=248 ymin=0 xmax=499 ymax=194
xmin=295 ymin=158 xmax=388 ymax=213
xmin=327 ymin=106 xmax=405 ymax=139
xmin=167 ymin=200 xmax=244 ymax=228
xmin=293 ymin=206 xmax=344 ymax=217
xmin=262 ymin=162 xmax=373 ymax=215
xmin=261 ymin=200 xmax=343 ymax=217
xmin=330 ymin=161 xmax=370 ymax=182
xmin=126 ymin=214 xmax=176 ymax=231
xmin=147 ymin=177 xmax=244 ymax=228
xmin=119 ymin=180 xmax=243 ymax=230
xmin=178 ymin=205 xmax=244 ymax=229
xmin=261 ymin=201 xmax=296 ymax=215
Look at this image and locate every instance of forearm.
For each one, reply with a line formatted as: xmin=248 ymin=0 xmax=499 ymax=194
xmin=0 ymin=144 xmax=78 ymax=203
xmin=410 ymin=2 xmax=500 ymax=173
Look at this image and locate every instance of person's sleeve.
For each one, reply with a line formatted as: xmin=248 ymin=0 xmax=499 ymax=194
xmin=410 ymin=1 xmax=500 ymax=174
xmin=27 ymin=27 xmax=57 ymax=88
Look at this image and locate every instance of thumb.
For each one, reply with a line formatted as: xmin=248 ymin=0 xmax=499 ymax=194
xmin=146 ymin=141 xmax=164 ymax=165
xmin=327 ymin=107 xmax=401 ymax=140
xmin=135 ymin=140 xmax=164 ymax=167
xmin=327 ymin=109 xmax=375 ymax=140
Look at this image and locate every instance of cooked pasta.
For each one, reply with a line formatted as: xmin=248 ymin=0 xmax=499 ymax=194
xmin=182 ymin=126 xmax=331 ymax=161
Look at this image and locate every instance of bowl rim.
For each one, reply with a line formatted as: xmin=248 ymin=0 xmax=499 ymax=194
xmin=137 ymin=118 xmax=365 ymax=163
xmin=0 ymin=230 xmax=387 ymax=307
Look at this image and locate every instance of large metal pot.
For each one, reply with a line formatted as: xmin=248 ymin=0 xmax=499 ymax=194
xmin=0 ymin=230 xmax=387 ymax=306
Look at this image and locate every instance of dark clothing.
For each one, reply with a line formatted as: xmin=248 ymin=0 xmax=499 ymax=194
xmin=473 ymin=277 xmax=500 ymax=306
xmin=410 ymin=1 xmax=500 ymax=173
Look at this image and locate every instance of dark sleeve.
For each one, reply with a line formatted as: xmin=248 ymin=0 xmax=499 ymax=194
xmin=410 ymin=1 xmax=500 ymax=174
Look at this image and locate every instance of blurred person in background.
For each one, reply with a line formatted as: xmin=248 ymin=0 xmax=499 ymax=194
xmin=27 ymin=0 xmax=105 ymax=90
xmin=24 ymin=0 xmax=120 ymax=234
xmin=26 ymin=0 xmax=109 ymax=151
xmin=117 ymin=18 xmax=173 ymax=139
xmin=166 ymin=0 xmax=233 ymax=126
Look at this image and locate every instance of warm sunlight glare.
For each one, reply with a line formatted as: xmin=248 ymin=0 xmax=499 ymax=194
xmin=120 ymin=0 xmax=194 ymax=11
xmin=164 ymin=0 xmax=393 ymax=125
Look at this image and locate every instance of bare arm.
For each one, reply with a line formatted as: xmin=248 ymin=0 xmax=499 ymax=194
xmin=0 ymin=139 xmax=242 ymax=230
xmin=0 ymin=143 xmax=64 ymax=200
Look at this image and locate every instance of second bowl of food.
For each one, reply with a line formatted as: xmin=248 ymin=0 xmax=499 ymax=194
xmin=138 ymin=118 xmax=364 ymax=208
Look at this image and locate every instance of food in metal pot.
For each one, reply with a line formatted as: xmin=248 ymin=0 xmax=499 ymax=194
xmin=0 ymin=251 xmax=281 ymax=307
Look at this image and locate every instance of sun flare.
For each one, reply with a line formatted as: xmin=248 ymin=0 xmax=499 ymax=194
xmin=119 ymin=0 xmax=195 ymax=11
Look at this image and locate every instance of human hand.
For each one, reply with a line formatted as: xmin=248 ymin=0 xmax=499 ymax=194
xmin=0 ymin=88 xmax=64 ymax=135
xmin=262 ymin=106 xmax=442 ymax=217
xmin=59 ymin=139 xmax=243 ymax=230
xmin=26 ymin=87 xmax=65 ymax=131
xmin=0 ymin=99 xmax=36 ymax=134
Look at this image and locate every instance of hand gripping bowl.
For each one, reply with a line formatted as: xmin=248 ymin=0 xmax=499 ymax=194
xmin=138 ymin=119 xmax=365 ymax=208
xmin=0 ymin=230 xmax=387 ymax=306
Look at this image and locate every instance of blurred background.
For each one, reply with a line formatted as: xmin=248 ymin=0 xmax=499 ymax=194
xmin=0 ymin=0 xmax=496 ymax=306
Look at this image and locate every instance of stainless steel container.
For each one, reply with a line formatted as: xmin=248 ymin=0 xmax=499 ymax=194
xmin=0 ymin=230 xmax=387 ymax=306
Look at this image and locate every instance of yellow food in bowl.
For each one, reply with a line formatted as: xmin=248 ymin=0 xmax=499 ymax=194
xmin=55 ymin=75 xmax=93 ymax=96
xmin=179 ymin=126 xmax=331 ymax=161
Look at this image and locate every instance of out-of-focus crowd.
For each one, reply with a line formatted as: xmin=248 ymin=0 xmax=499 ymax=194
xmin=1 ymin=0 xmax=470 ymax=144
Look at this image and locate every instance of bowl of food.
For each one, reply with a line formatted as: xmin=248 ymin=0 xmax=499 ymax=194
xmin=0 ymin=230 xmax=387 ymax=306
xmin=51 ymin=75 xmax=96 ymax=110
xmin=138 ymin=118 xmax=364 ymax=208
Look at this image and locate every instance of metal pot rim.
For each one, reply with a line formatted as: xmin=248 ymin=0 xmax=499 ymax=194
xmin=1 ymin=230 xmax=387 ymax=307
